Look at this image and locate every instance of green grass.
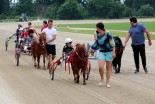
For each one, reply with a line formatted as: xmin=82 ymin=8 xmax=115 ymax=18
xmin=57 ymin=27 xmax=95 ymax=34
xmin=57 ymin=27 xmax=155 ymax=40
xmin=35 ymin=21 xmax=155 ymax=40
xmin=57 ymin=21 xmax=155 ymax=32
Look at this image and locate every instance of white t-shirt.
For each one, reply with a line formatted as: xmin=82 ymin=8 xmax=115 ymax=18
xmin=42 ymin=27 xmax=57 ymax=45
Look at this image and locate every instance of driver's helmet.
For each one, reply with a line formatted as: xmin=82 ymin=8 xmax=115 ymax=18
xmin=65 ymin=38 xmax=72 ymax=43
xmin=18 ymin=24 xmax=23 ymax=27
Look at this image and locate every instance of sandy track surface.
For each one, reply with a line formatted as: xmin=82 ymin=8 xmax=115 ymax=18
xmin=0 ymin=19 xmax=155 ymax=104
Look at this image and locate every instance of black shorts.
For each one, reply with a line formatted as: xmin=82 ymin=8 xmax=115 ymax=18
xmin=46 ymin=44 xmax=56 ymax=55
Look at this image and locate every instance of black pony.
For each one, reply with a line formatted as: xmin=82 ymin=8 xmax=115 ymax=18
xmin=112 ymin=36 xmax=124 ymax=74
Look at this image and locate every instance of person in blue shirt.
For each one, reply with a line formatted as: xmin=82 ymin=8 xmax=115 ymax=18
xmin=26 ymin=29 xmax=36 ymax=43
xmin=124 ymin=17 xmax=152 ymax=74
xmin=24 ymin=29 xmax=36 ymax=51
xmin=16 ymin=24 xmax=23 ymax=41
xmin=89 ymin=22 xmax=116 ymax=88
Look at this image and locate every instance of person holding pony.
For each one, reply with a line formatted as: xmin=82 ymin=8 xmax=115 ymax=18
xmin=124 ymin=17 xmax=152 ymax=74
xmin=42 ymin=20 xmax=57 ymax=69
xmin=88 ymin=22 xmax=116 ymax=88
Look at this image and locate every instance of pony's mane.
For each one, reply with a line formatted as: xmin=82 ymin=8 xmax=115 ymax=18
xmin=39 ymin=33 xmax=46 ymax=45
xmin=114 ymin=36 xmax=123 ymax=47
xmin=75 ymin=43 xmax=86 ymax=52
xmin=39 ymin=33 xmax=46 ymax=40
xmin=75 ymin=43 xmax=86 ymax=47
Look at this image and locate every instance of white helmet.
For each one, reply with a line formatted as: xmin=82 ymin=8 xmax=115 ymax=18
xmin=65 ymin=38 xmax=72 ymax=43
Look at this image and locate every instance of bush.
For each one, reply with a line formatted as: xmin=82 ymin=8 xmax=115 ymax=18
xmin=56 ymin=0 xmax=84 ymax=20
xmin=0 ymin=14 xmax=7 ymax=19
xmin=139 ymin=4 xmax=155 ymax=16
xmin=45 ymin=4 xmax=59 ymax=19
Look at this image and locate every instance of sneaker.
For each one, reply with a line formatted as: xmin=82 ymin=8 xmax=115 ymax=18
xmin=106 ymin=84 xmax=111 ymax=88
xmin=134 ymin=69 xmax=139 ymax=74
xmin=98 ymin=80 xmax=104 ymax=86
xmin=144 ymin=67 xmax=148 ymax=74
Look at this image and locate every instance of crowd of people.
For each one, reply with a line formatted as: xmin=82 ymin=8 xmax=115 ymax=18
xmin=15 ymin=17 xmax=152 ymax=88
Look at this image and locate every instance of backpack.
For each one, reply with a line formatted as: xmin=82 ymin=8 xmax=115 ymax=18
xmin=97 ymin=32 xmax=113 ymax=52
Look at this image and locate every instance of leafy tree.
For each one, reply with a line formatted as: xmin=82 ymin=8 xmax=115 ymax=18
xmin=124 ymin=0 xmax=133 ymax=7
xmin=51 ymin=0 xmax=65 ymax=4
xmin=139 ymin=4 xmax=154 ymax=16
xmin=88 ymin=0 xmax=126 ymax=18
xmin=88 ymin=0 xmax=110 ymax=18
xmin=124 ymin=7 xmax=133 ymax=17
xmin=36 ymin=0 xmax=65 ymax=5
xmin=124 ymin=0 xmax=155 ymax=10
xmin=142 ymin=0 xmax=155 ymax=9
xmin=0 ymin=0 xmax=9 ymax=14
xmin=76 ymin=0 xmax=88 ymax=7
xmin=45 ymin=4 xmax=59 ymax=19
xmin=114 ymin=0 xmax=122 ymax=3
xmin=109 ymin=2 xmax=126 ymax=18
xmin=15 ymin=0 xmax=36 ymax=16
xmin=35 ymin=0 xmax=48 ymax=17
xmin=56 ymin=0 xmax=84 ymax=19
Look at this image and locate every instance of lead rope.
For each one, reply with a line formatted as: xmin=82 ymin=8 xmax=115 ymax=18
xmin=65 ymin=57 xmax=70 ymax=74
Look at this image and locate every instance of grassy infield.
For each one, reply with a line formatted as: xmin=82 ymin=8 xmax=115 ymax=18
xmin=56 ymin=21 xmax=155 ymax=40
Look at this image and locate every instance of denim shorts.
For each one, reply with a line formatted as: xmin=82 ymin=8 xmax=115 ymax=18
xmin=98 ymin=51 xmax=113 ymax=62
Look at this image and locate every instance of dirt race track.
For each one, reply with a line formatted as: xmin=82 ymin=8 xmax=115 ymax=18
xmin=0 ymin=19 xmax=155 ymax=104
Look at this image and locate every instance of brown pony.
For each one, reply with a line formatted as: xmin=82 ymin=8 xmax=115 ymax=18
xmin=69 ymin=43 xmax=88 ymax=85
xmin=31 ymin=33 xmax=46 ymax=69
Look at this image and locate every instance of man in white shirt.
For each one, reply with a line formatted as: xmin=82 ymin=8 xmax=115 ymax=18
xmin=42 ymin=20 xmax=57 ymax=65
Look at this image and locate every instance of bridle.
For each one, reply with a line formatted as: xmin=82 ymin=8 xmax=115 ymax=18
xmin=39 ymin=34 xmax=46 ymax=47
xmin=39 ymin=38 xmax=45 ymax=47
xmin=75 ymin=52 xmax=87 ymax=63
xmin=116 ymin=47 xmax=123 ymax=55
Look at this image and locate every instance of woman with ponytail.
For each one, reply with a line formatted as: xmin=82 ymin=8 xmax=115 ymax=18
xmin=89 ymin=22 xmax=116 ymax=88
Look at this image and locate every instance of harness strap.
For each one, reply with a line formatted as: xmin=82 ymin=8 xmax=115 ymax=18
xmin=116 ymin=48 xmax=123 ymax=55
xmin=76 ymin=52 xmax=86 ymax=62
xmin=65 ymin=61 xmax=67 ymax=71
xmin=65 ymin=57 xmax=71 ymax=74
xmin=68 ymin=62 xmax=70 ymax=74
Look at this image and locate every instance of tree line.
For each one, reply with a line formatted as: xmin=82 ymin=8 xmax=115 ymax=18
xmin=0 ymin=0 xmax=155 ymax=19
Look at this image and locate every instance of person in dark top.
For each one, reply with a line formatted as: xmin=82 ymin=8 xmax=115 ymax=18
xmin=62 ymin=38 xmax=74 ymax=59
xmin=16 ymin=24 xmax=23 ymax=41
xmin=88 ymin=22 xmax=115 ymax=88
xmin=124 ymin=17 xmax=152 ymax=74
xmin=26 ymin=29 xmax=36 ymax=43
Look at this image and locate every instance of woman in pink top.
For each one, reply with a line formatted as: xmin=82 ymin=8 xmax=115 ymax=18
xmin=28 ymin=22 xmax=38 ymax=36
xmin=41 ymin=21 xmax=48 ymax=32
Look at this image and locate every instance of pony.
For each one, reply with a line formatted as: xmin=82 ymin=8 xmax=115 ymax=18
xmin=69 ymin=43 xmax=88 ymax=85
xmin=31 ymin=33 xmax=46 ymax=69
xmin=112 ymin=36 xmax=124 ymax=73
